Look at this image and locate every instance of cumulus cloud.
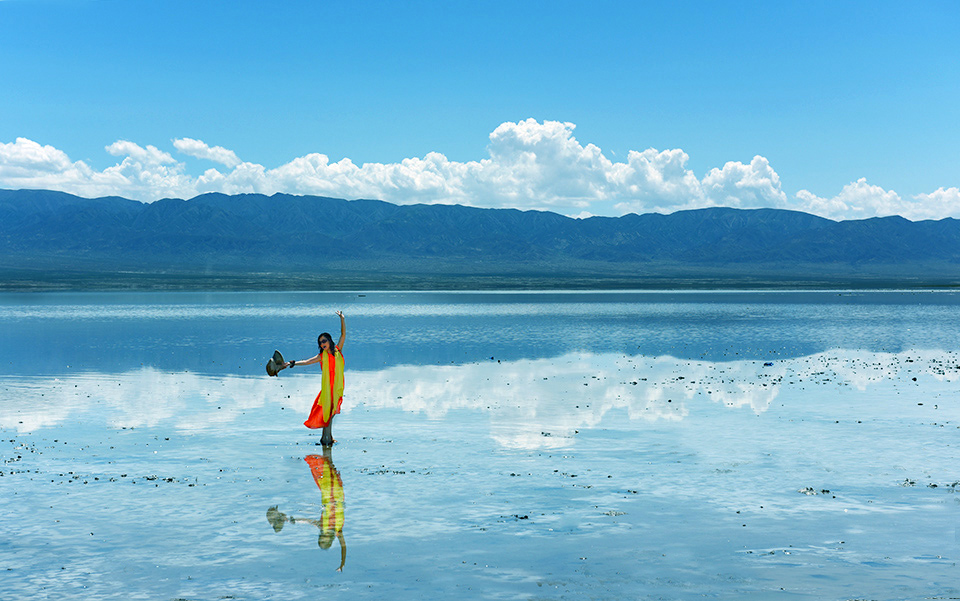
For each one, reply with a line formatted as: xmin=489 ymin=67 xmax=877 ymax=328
xmin=795 ymin=178 xmax=903 ymax=221
xmin=105 ymin=140 xmax=176 ymax=165
xmin=701 ymin=155 xmax=788 ymax=209
xmin=1 ymin=121 xmax=957 ymax=220
xmin=610 ymin=147 xmax=703 ymax=214
xmin=173 ymin=138 xmax=242 ymax=168
xmin=0 ymin=137 xmax=76 ymax=174
xmin=911 ymin=187 xmax=960 ymax=220
xmin=101 ymin=140 xmax=192 ymax=199
xmin=794 ymin=179 xmax=960 ymax=222
xmin=0 ymin=137 xmax=118 ymax=196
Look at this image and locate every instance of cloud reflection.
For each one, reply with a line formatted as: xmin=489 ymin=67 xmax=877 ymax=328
xmin=2 ymin=349 xmax=958 ymax=449
xmin=350 ymin=349 xmax=960 ymax=448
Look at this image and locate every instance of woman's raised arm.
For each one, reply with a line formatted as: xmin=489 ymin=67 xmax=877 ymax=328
xmin=336 ymin=311 xmax=346 ymax=350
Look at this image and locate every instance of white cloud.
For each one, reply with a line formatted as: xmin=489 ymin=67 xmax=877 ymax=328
xmin=1 ymin=122 xmax=957 ymax=220
xmin=105 ymin=140 xmax=175 ymax=166
xmin=795 ymin=178 xmax=902 ymax=220
xmin=701 ymin=156 xmax=788 ymax=208
xmin=101 ymin=140 xmax=192 ymax=199
xmin=173 ymin=138 xmax=242 ymax=168
xmin=610 ymin=147 xmax=703 ymax=214
xmin=0 ymin=137 xmax=76 ymax=174
xmin=793 ymin=178 xmax=960 ymax=222
xmin=479 ymin=119 xmax=610 ymax=206
xmin=908 ymin=187 xmax=960 ymax=221
xmin=0 ymin=137 xmax=119 ymax=196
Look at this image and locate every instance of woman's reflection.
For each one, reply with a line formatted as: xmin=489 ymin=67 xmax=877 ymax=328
xmin=266 ymin=447 xmax=346 ymax=571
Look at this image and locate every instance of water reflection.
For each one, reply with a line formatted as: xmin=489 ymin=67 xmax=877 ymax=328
xmin=353 ymin=349 xmax=960 ymax=448
xmin=3 ymin=349 xmax=959 ymax=449
xmin=266 ymin=448 xmax=346 ymax=571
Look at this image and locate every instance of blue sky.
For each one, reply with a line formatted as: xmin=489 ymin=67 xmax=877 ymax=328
xmin=1 ymin=0 xmax=958 ymax=220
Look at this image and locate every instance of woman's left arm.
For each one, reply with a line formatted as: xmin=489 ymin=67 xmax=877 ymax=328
xmin=336 ymin=311 xmax=346 ymax=350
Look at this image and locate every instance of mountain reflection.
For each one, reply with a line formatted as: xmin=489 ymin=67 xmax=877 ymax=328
xmin=3 ymin=349 xmax=959 ymax=448
xmin=267 ymin=448 xmax=346 ymax=571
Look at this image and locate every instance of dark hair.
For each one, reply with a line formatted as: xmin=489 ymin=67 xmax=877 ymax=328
xmin=318 ymin=332 xmax=335 ymax=353
xmin=318 ymin=531 xmax=335 ymax=549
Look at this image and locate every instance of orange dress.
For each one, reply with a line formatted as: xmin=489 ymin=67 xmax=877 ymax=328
xmin=303 ymin=346 xmax=344 ymax=429
xmin=304 ymin=454 xmax=344 ymax=534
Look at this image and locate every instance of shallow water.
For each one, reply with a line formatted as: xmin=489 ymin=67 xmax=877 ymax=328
xmin=2 ymin=290 xmax=959 ymax=600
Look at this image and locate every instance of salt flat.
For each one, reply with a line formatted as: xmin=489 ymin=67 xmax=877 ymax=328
xmin=2 ymin=290 xmax=959 ymax=600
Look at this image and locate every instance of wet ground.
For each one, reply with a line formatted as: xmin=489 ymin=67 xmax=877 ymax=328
xmin=2 ymin=291 xmax=959 ymax=599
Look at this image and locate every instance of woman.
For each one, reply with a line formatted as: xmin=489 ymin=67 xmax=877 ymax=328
xmin=284 ymin=311 xmax=346 ymax=445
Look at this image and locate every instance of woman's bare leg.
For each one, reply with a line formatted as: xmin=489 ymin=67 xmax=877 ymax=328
xmin=321 ymin=419 xmax=335 ymax=446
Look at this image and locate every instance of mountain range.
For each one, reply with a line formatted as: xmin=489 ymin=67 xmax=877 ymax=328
xmin=1 ymin=188 xmax=959 ymax=289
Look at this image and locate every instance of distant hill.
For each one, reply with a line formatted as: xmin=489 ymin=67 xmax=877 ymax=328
xmin=1 ymin=189 xmax=959 ymax=289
